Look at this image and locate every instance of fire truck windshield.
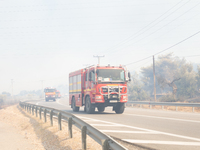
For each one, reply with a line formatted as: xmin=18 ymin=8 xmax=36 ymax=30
xmin=97 ymin=69 xmax=125 ymax=82
xmin=45 ymin=89 xmax=55 ymax=92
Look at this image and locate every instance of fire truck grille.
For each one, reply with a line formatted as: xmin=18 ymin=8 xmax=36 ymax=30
xmin=103 ymin=94 xmax=121 ymax=100
xmin=102 ymin=87 xmax=122 ymax=93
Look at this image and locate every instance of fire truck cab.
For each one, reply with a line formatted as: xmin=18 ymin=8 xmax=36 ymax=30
xmin=44 ymin=87 xmax=57 ymax=102
xmin=69 ymin=65 xmax=131 ymax=114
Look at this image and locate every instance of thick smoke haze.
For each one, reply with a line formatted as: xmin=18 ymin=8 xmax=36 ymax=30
xmin=0 ymin=0 xmax=200 ymax=95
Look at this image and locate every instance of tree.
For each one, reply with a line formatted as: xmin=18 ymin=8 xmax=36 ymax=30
xmin=128 ymin=72 xmax=149 ymax=101
xmin=141 ymin=53 xmax=198 ymax=101
xmin=176 ymin=69 xmax=197 ymax=99
xmin=0 ymin=95 xmax=6 ymax=108
xmin=2 ymin=92 xmax=11 ymax=97
xmin=155 ymin=53 xmax=182 ymax=99
xmin=196 ymin=65 xmax=200 ymax=92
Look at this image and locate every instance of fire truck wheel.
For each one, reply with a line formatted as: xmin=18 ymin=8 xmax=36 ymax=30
xmin=86 ymin=96 xmax=95 ymax=114
xmin=97 ymin=105 xmax=105 ymax=113
xmin=72 ymin=98 xmax=80 ymax=112
xmin=114 ymin=103 xmax=125 ymax=114
xmin=45 ymin=98 xmax=49 ymax=102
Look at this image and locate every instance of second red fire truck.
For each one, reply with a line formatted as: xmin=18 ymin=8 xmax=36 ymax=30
xmin=44 ymin=87 xmax=57 ymax=101
xmin=69 ymin=65 xmax=131 ymax=114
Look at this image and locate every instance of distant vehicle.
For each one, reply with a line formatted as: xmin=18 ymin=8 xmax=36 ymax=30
xmin=56 ymin=90 xmax=61 ymax=98
xmin=44 ymin=87 xmax=57 ymax=101
xmin=69 ymin=65 xmax=131 ymax=114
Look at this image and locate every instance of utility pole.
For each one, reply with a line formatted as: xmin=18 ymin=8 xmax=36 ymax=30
xmin=11 ymin=79 xmax=14 ymax=99
xmin=93 ymin=55 xmax=104 ymax=65
xmin=153 ymin=55 xmax=156 ymax=102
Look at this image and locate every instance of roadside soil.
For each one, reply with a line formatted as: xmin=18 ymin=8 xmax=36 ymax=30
xmin=0 ymin=105 xmax=101 ymax=150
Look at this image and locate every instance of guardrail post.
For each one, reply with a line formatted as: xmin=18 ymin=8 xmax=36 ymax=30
xmin=50 ymin=110 xmax=53 ymax=126
xmin=192 ymin=107 xmax=195 ymax=113
xmin=44 ymin=109 xmax=47 ymax=123
xmin=58 ymin=112 xmax=62 ymax=130
xmin=102 ymin=139 xmax=109 ymax=150
xmin=81 ymin=126 xmax=87 ymax=150
xmin=28 ymin=105 xmax=30 ymax=113
xmin=68 ymin=117 xmax=73 ymax=138
xmin=140 ymin=104 xmax=142 ymax=108
xmin=29 ymin=105 xmax=31 ymax=114
xmin=150 ymin=105 xmax=152 ymax=109
xmin=35 ymin=107 xmax=38 ymax=117
xmin=162 ymin=105 xmax=164 ymax=110
xmin=29 ymin=105 xmax=31 ymax=113
xmin=176 ymin=106 xmax=178 ymax=111
xmin=39 ymin=107 xmax=42 ymax=120
xmin=32 ymin=106 xmax=34 ymax=115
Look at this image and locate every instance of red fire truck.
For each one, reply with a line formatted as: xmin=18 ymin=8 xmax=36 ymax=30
xmin=56 ymin=90 xmax=61 ymax=98
xmin=44 ymin=87 xmax=57 ymax=101
xmin=69 ymin=65 xmax=131 ymax=114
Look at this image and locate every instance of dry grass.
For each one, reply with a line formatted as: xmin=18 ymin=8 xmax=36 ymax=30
xmin=126 ymin=103 xmax=200 ymax=113
xmin=0 ymin=105 xmax=101 ymax=150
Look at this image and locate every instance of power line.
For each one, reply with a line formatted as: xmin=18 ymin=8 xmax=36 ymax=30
xmin=0 ymin=3 xmax=176 ymax=13
xmin=101 ymin=0 xmax=187 ymax=54
xmin=0 ymin=2 xmax=173 ymax=9
xmin=134 ymin=12 xmax=200 ymax=50
xmin=128 ymin=59 xmax=152 ymax=71
xmin=181 ymin=54 xmax=200 ymax=57
xmin=96 ymin=4 xmax=200 ymax=61
xmin=126 ymin=54 xmax=200 ymax=71
xmin=126 ymin=30 xmax=200 ymax=66
xmin=128 ymin=1 xmax=200 ymax=47
xmin=105 ymin=0 xmax=200 ymax=56
xmin=154 ymin=31 xmax=200 ymax=56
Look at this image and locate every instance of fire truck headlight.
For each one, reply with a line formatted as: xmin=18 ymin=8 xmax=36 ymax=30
xmin=96 ymin=95 xmax=102 ymax=99
xmin=45 ymin=96 xmax=48 ymax=97
xmin=123 ymin=95 xmax=127 ymax=99
xmin=123 ymin=95 xmax=127 ymax=101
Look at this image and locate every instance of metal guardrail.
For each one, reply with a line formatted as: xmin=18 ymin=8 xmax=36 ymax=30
xmin=127 ymin=101 xmax=200 ymax=112
xmin=19 ymin=101 xmax=127 ymax=150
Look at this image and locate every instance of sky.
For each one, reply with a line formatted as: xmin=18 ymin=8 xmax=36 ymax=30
xmin=0 ymin=0 xmax=200 ymax=94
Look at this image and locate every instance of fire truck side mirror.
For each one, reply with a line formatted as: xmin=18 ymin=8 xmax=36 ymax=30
xmin=128 ymin=72 xmax=131 ymax=81
xmin=98 ymin=77 xmax=102 ymax=82
xmin=89 ymin=72 xmax=92 ymax=81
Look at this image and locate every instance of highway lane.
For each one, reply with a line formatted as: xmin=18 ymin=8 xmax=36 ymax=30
xmin=28 ymin=99 xmax=200 ymax=150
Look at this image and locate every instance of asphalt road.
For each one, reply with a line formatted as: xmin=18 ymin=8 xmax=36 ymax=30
xmin=28 ymin=98 xmax=200 ymax=150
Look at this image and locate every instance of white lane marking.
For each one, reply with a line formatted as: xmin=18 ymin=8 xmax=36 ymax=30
xmin=124 ymin=113 xmax=200 ymax=123
xmin=56 ymin=99 xmax=69 ymax=107
xmin=82 ymin=119 xmax=97 ymax=122
xmin=78 ymin=116 xmax=200 ymax=142
xmin=122 ymin=140 xmax=200 ymax=146
xmin=36 ymin=101 xmax=44 ymax=105
xmin=90 ymin=124 xmax=123 ymax=127
xmin=100 ymin=130 xmax=158 ymax=134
